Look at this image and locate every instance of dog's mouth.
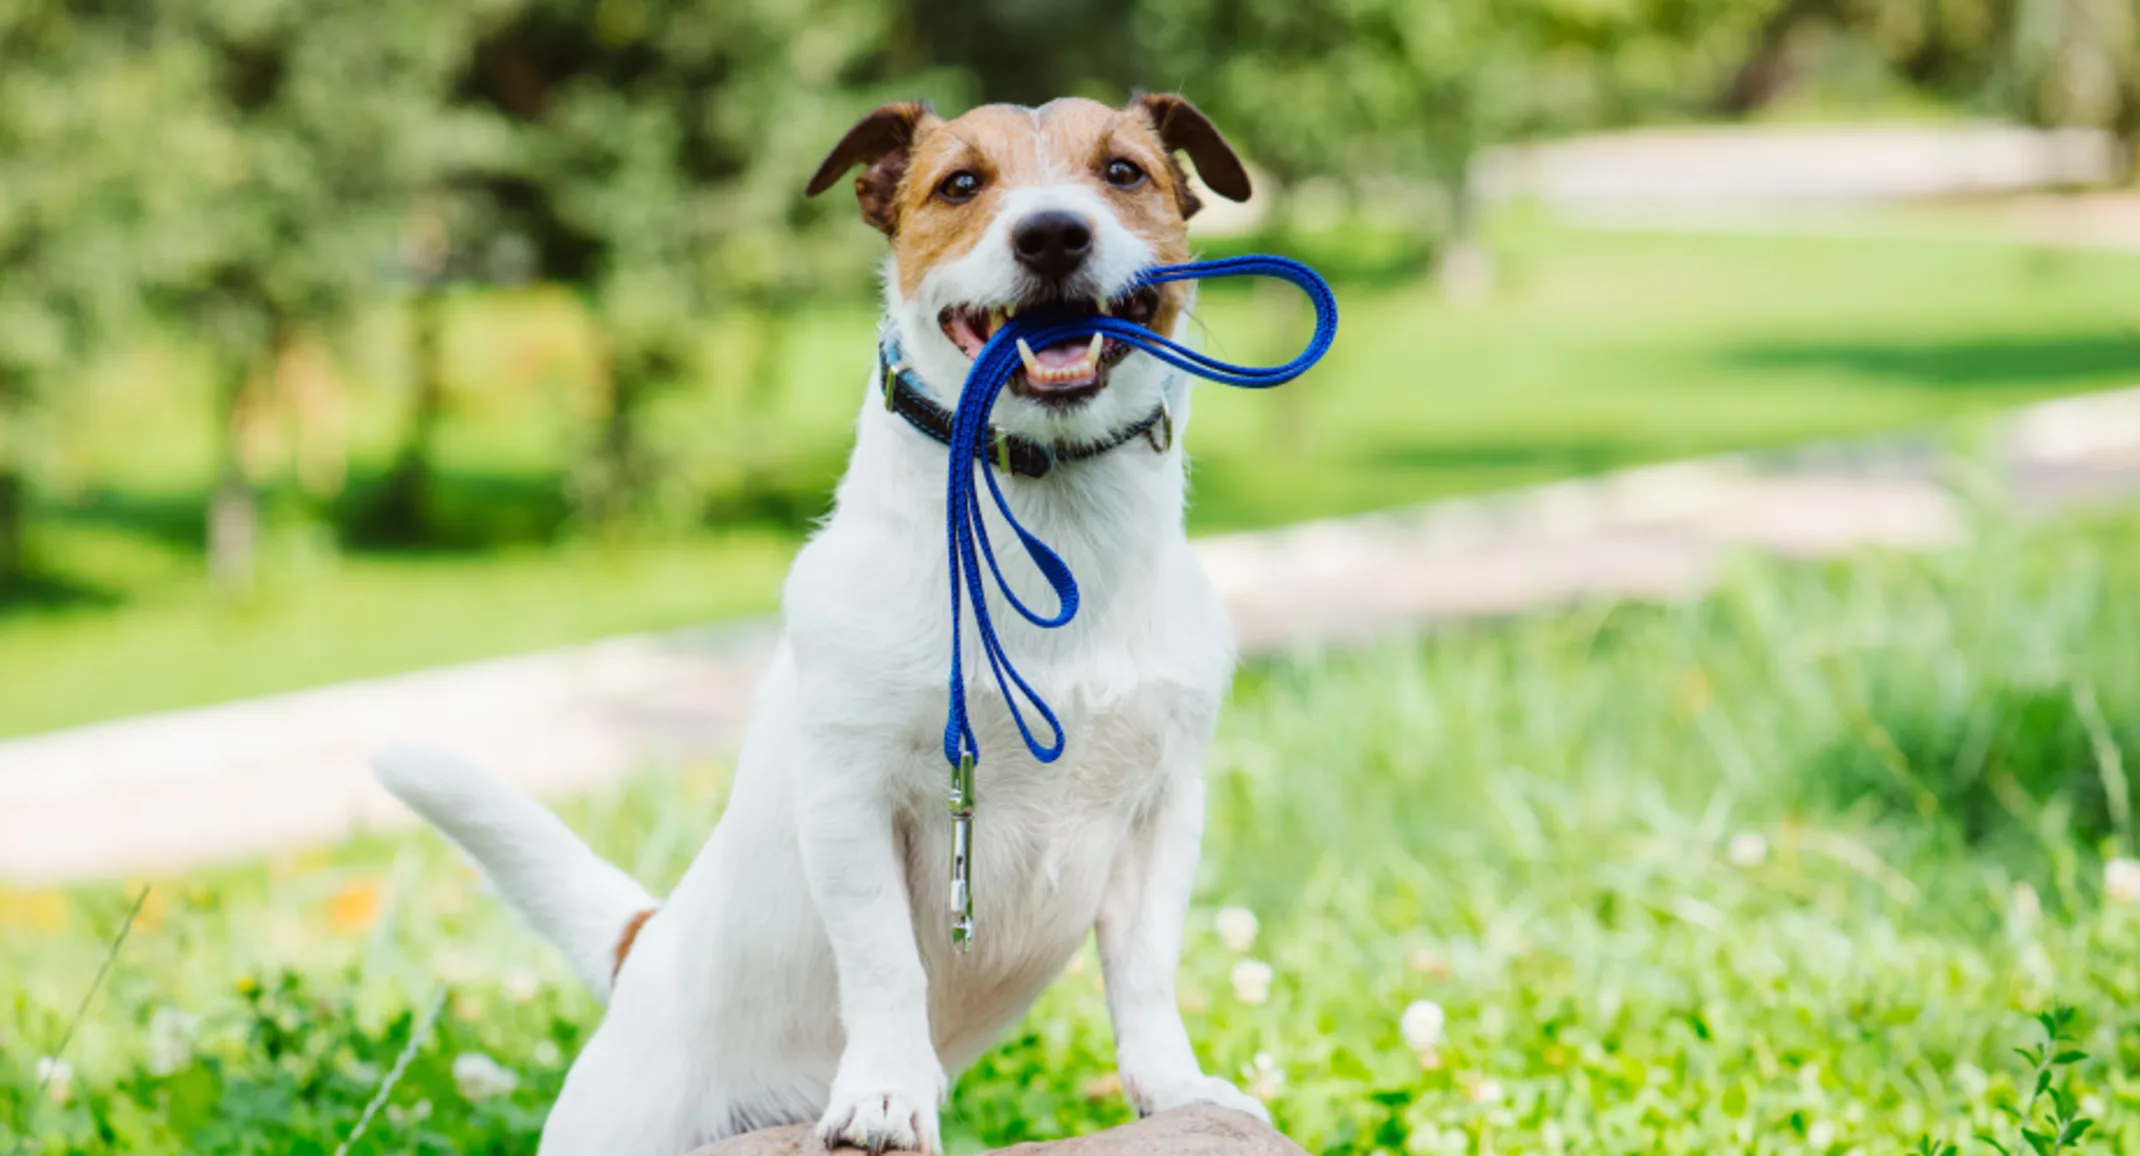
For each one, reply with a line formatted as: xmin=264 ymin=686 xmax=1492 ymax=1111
xmin=937 ymin=285 xmax=1162 ymax=406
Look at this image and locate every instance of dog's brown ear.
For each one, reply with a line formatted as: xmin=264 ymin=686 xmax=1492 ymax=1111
xmin=807 ymin=102 xmax=936 ymax=235
xmin=1131 ymin=92 xmax=1252 ymax=217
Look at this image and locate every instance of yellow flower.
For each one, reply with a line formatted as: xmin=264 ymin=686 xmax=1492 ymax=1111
xmin=326 ymin=880 xmax=383 ymax=936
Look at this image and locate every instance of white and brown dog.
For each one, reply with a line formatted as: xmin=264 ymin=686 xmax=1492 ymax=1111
xmin=377 ymin=92 xmax=1263 ymax=1155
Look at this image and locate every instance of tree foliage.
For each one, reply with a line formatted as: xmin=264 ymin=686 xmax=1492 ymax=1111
xmin=0 ymin=0 xmax=2126 ymax=590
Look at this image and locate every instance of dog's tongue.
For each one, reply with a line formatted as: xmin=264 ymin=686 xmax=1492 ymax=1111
xmin=1033 ymin=339 xmax=1090 ymax=370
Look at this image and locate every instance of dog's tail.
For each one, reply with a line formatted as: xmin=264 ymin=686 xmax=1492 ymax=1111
xmin=374 ymin=745 xmax=658 ymax=1001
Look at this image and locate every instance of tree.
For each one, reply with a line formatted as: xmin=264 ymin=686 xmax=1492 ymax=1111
xmin=2007 ymin=0 xmax=2138 ymax=174
xmin=888 ymin=0 xmax=1142 ymax=105
xmin=446 ymin=0 xmax=896 ymax=528
xmin=0 ymin=2 xmax=200 ymax=590
xmin=142 ymin=0 xmax=474 ymax=586
xmin=1142 ymin=0 xmax=1678 ymax=296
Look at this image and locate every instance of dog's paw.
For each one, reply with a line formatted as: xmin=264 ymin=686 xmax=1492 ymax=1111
xmin=816 ymin=1067 xmax=944 ymax=1154
xmin=1124 ymin=1071 xmax=1272 ymax=1125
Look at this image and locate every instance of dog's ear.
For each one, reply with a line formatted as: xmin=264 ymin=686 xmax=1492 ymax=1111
xmin=806 ymin=102 xmax=937 ymax=235
xmin=1130 ymin=92 xmax=1252 ymax=218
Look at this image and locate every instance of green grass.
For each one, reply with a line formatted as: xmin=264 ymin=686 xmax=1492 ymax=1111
xmin=3 ymin=217 xmax=2137 ymax=737
xmin=7 ymin=506 xmax=2140 ymax=1154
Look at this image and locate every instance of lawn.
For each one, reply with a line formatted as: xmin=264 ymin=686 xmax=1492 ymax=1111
xmin=3 ymin=217 xmax=2137 ymax=738
xmin=6 ymin=505 xmax=2140 ymax=1154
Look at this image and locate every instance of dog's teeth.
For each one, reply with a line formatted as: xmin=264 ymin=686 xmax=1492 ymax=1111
xmin=1016 ymin=337 xmax=1043 ymax=379
xmin=1084 ymin=334 xmax=1104 ymax=367
xmin=1094 ymin=295 xmax=1109 ymax=315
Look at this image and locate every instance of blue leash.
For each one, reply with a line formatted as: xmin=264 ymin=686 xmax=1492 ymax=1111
xmin=936 ymin=254 xmax=1338 ymax=949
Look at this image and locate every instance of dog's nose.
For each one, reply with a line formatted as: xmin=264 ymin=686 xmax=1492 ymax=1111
xmin=1011 ymin=211 xmax=1093 ymax=281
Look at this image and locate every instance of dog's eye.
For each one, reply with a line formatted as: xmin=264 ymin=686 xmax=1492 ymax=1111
xmin=936 ymin=170 xmax=983 ymax=204
xmin=1103 ymin=159 xmax=1147 ymax=189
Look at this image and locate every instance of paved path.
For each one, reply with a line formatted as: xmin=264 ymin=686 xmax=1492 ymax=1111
xmin=1476 ymin=122 xmax=2124 ymax=210
xmin=6 ymin=387 xmax=2140 ymax=883
xmin=1196 ymin=122 xmax=2133 ymax=242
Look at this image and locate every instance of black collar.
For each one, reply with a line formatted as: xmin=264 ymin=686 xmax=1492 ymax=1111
xmin=878 ymin=341 xmax=1172 ymax=479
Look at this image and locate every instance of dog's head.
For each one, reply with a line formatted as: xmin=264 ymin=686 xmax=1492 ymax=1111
xmin=807 ymin=94 xmax=1251 ymax=440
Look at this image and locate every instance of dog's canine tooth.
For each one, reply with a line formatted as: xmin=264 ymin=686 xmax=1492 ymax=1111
xmin=1016 ymin=337 xmax=1043 ymax=379
xmin=1083 ymin=334 xmax=1104 ymax=368
xmin=1094 ymin=295 xmax=1109 ymax=315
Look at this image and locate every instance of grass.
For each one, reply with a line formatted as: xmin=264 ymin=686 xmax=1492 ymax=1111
xmin=7 ymin=504 xmax=2140 ymax=1153
xmin=2 ymin=216 xmax=2137 ymax=738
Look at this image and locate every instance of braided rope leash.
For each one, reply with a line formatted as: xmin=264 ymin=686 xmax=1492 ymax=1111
xmin=940 ymin=254 xmax=1339 ymax=949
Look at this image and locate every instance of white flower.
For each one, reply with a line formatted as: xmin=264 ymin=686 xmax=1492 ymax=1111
xmin=1463 ymin=1076 xmax=1503 ymax=1104
xmin=1243 ymin=1052 xmax=1284 ymax=1101
xmin=2105 ymin=857 xmax=2140 ymax=904
xmin=1726 ymin=831 xmax=1768 ymax=868
xmin=1230 ymin=959 xmax=1274 ymax=1005
xmin=1214 ymin=907 xmax=1260 ymax=953
xmin=502 ymin=969 xmax=540 ymax=1004
xmin=1399 ymin=1000 xmax=1446 ymax=1052
xmin=452 ymin=1052 xmax=520 ymax=1101
xmin=146 ymin=1007 xmax=198 ymax=1077
xmin=2013 ymin=881 xmax=2043 ymax=927
xmin=35 ymin=1057 xmax=72 ymax=1105
xmin=532 ymin=1039 xmax=562 ymax=1067
xmin=1806 ymin=1119 xmax=1836 ymax=1149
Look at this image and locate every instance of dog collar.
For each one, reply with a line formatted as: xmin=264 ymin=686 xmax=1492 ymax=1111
xmin=877 ymin=337 xmax=1173 ymax=478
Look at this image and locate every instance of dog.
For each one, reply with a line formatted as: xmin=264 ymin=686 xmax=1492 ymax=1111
xmin=377 ymin=92 xmax=1264 ymax=1155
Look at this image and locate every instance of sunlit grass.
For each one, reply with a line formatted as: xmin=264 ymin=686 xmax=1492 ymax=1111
xmin=6 ymin=508 xmax=2140 ymax=1153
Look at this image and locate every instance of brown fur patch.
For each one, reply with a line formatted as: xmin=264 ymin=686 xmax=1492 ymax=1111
xmin=612 ymin=907 xmax=657 ymax=980
xmin=806 ymin=102 xmax=939 ymax=235
xmin=808 ymin=95 xmax=1250 ymax=336
xmin=885 ymin=100 xmax=1196 ymax=302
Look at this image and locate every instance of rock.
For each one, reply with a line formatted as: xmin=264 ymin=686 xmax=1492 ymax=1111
xmin=683 ymin=1106 xmax=1305 ymax=1156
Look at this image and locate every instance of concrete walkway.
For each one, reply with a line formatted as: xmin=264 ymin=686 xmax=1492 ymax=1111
xmin=6 ymin=386 xmax=2140 ymax=883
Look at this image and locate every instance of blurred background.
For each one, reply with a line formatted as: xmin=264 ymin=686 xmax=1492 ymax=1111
xmin=5 ymin=2 xmax=2140 ymax=1153
xmin=0 ymin=0 xmax=2134 ymax=735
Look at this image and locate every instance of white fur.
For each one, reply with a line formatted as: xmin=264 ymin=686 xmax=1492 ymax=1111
xmin=376 ymin=158 xmax=1262 ymax=1154
xmin=375 ymin=745 xmax=655 ymax=1001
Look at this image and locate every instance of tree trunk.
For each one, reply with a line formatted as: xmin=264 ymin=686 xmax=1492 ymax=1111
xmin=583 ymin=342 xmax=653 ymax=528
xmin=735 ymin=303 xmax=795 ymax=521
xmin=208 ymin=362 xmax=261 ymax=591
xmin=0 ymin=380 xmax=26 ymax=586
xmin=369 ymin=288 xmax=450 ymax=543
xmin=0 ymin=463 xmax=24 ymax=588
xmin=1436 ymin=161 xmax=1494 ymax=306
xmin=1716 ymin=0 xmax=1831 ymax=115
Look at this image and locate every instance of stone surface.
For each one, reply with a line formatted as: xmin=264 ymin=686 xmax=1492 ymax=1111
xmin=682 ymin=1107 xmax=1304 ymax=1156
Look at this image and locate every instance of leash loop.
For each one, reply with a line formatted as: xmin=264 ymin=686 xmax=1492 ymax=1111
xmin=937 ymin=254 xmax=1338 ymax=949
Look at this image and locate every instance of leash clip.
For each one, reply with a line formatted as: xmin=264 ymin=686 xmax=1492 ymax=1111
xmin=1146 ymin=399 xmax=1174 ymax=455
xmin=948 ymin=752 xmax=976 ymax=952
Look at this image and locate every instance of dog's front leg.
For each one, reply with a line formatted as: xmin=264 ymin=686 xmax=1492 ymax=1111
xmin=795 ymin=747 xmax=946 ymax=1153
xmin=1096 ymin=766 xmax=1271 ymax=1123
